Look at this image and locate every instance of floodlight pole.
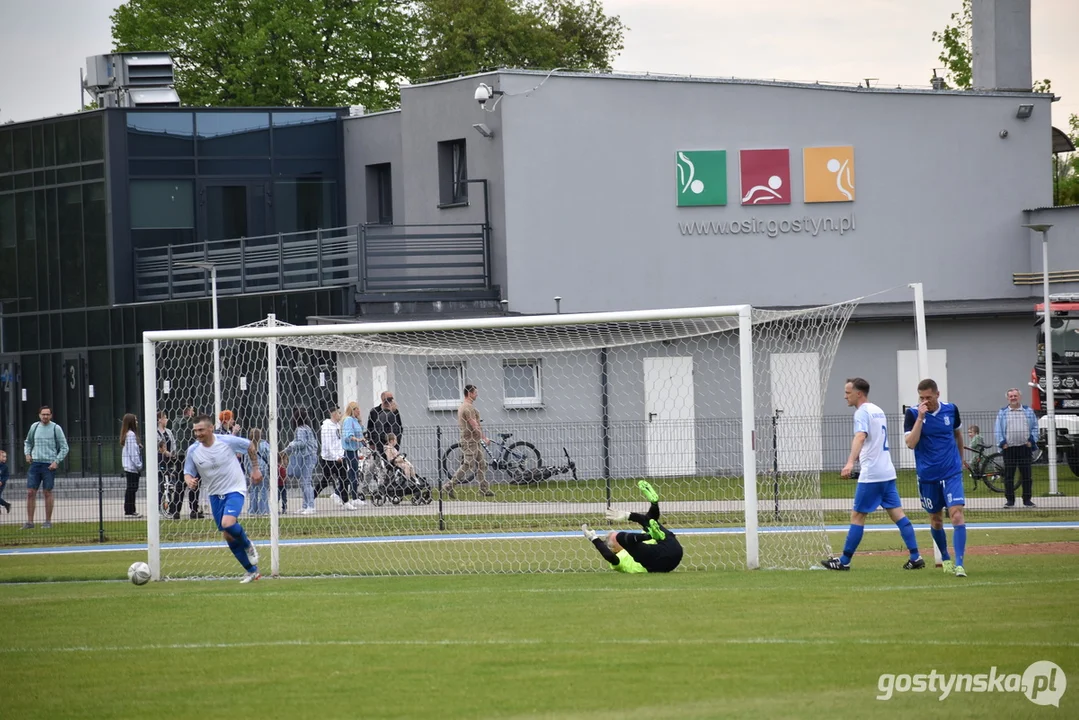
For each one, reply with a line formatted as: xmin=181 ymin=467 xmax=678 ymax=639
xmin=1024 ymin=224 xmax=1061 ymax=496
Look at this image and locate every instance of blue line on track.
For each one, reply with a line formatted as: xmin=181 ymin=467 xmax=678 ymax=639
xmin=1 ymin=523 xmax=1075 ymax=556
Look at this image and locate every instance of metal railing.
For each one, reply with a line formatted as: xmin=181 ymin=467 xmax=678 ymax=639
xmin=133 ymin=222 xmax=493 ymax=301
xmin=358 ymin=223 xmax=490 ymax=294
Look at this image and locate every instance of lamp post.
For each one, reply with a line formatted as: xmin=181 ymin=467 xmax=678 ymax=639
xmin=176 ymin=261 xmax=221 ymax=422
xmin=1023 ymin=223 xmax=1061 ymax=496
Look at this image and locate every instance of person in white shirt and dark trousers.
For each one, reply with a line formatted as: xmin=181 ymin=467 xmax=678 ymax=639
xmin=320 ymin=408 xmax=359 ymax=510
xmin=120 ymin=413 xmax=143 ymax=518
xmin=995 ymin=388 xmax=1039 ymax=508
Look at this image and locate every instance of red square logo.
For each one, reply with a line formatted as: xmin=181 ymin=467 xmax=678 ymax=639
xmin=739 ymin=149 xmax=791 ymax=205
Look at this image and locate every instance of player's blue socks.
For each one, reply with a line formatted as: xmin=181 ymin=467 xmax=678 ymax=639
xmin=839 ymin=524 xmax=864 ymax=566
xmin=895 ymin=517 xmax=919 ymax=558
xmin=930 ymin=527 xmax=951 ymax=561
xmin=953 ymin=524 xmax=966 ymax=567
xmin=225 ymin=523 xmax=253 ymax=571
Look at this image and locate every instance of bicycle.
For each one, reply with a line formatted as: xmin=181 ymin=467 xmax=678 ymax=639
xmin=440 ymin=432 xmax=542 ymax=482
xmin=964 ymin=445 xmax=1008 ymax=493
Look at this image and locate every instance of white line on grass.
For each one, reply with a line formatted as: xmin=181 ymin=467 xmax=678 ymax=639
xmin=1 ymin=575 xmax=1077 ymax=605
xmin=1 ymin=636 xmax=1075 ymax=655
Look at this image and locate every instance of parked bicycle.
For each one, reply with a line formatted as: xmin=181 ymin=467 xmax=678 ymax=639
xmin=964 ymin=445 xmax=1008 ymax=493
xmin=440 ymin=432 xmax=542 ymax=482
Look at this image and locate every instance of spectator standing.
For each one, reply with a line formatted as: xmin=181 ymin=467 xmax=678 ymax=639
xmin=0 ymin=449 xmax=10 ymax=513
xmin=342 ymin=401 xmax=366 ymax=503
xmin=120 ymin=413 xmax=143 ymax=518
xmin=995 ymin=388 xmax=1039 ymax=508
xmin=366 ymin=391 xmax=403 ymax=454
xmin=283 ymin=409 xmax=318 ymax=515
xmin=22 ymin=405 xmax=69 ymax=530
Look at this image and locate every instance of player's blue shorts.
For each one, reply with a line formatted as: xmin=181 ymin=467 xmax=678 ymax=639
xmin=852 ymin=480 xmax=902 ymax=514
xmin=210 ymin=492 xmax=247 ymax=530
xmin=919 ymin=473 xmax=965 ymax=514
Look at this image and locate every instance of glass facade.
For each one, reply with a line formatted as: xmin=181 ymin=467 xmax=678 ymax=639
xmin=0 ymin=108 xmax=349 ymax=464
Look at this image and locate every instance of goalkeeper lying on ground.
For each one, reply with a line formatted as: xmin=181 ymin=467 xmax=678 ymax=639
xmin=582 ymin=480 xmax=684 ymax=573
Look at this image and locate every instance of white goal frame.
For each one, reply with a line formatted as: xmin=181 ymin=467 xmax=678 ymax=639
xmin=142 ymin=304 xmax=768 ymax=580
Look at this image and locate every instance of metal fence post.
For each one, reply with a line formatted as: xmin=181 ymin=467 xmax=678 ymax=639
xmin=436 ymin=426 xmax=445 ymax=531
xmin=277 ymin=233 xmax=285 ymax=290
xmin=240 ymin=236 xmax=247 ymax=294
xmin=97 ymin=440 xmax=105 ymax=543
xmin=316 ymin=227 xmax=324 ymax=285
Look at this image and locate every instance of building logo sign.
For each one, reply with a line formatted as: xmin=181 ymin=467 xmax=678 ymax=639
xmin=740 ymin=149 xmax=791 ymax=205
xmin=676 ymin=150 xmax=727 ymax=207
xmin=675 ymin=145 xmax=856 ymax=206
xmin=803 ymin=145 xmax=855 ymax=203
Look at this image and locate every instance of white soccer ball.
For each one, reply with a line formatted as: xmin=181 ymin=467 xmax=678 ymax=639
xmin=128 ymin=561 xmax=151 ymax=586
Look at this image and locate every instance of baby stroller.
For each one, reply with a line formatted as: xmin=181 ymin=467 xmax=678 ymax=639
xmin=508 ymin=448 xmax=578 ymax=485
xmin=368 ymin=447 xmax=434 ymax=506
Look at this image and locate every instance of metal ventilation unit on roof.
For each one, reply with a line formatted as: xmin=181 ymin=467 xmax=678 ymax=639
xmin=83 ymin=53 xmax=181 ymax=108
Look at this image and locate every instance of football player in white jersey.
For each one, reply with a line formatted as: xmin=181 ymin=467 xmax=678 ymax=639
xmin=822 ymin=378 xmax=924 ymax=571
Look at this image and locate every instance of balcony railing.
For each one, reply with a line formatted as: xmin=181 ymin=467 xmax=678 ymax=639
xmin=133 ymin=223 xmax=493 ymax=302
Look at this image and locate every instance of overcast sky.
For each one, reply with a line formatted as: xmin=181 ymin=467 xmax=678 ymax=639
xmin=0 ymin=0 xmax=1076 ymax=129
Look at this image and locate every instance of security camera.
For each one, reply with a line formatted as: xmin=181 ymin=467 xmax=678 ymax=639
xmin=475 ymin=83 xmax=493 ymax=105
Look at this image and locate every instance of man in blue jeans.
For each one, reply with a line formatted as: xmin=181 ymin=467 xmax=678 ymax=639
xmin=23 ymin=405 xmax=69 ymax=529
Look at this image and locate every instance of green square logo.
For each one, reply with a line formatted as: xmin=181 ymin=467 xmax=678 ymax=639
xmin=676 ymin=150 xmax=727 ymax=206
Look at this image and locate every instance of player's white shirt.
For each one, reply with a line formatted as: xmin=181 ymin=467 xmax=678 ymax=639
xmin=853 ymin=401 xmax=896 ymax=482
xmin=183 ymin=434 xmax=250 ymax=497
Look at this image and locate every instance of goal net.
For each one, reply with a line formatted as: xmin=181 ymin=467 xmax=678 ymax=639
xmin=143 ymin=302 xmax=857 ymax=579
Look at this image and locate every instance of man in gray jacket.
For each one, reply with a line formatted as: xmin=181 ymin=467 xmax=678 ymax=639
xmin=23 ymin=405 xmax=69 ymax=529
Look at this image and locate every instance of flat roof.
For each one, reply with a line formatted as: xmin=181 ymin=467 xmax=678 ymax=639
xmin=409 ymin=67 xmax=1051 ymax=101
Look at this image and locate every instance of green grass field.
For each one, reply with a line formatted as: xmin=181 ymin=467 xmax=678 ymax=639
xmin=0 ymin=529 xmax=1076 ymax=718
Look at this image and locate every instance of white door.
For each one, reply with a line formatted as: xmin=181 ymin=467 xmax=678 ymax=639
xmin=372 ymin=365 xmax=387 ymax=408
xmin=644 ymin=357 xmax=697 ymax=477
xmin=770 ymin=353 xmax=822 ymax=472
xmin=896 ymin=349 xmax=948 ymax=469
xmin=341 ymin=367 xmax=357 ymax=409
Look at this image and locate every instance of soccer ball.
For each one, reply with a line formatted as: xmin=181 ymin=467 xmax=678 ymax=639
xmin=128 ymin=561 xmax=151 ymax=586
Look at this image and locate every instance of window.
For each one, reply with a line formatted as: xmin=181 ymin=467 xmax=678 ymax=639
xmin=365 ymin=163 xmax=393 ymax=224
xmin=127 ymin=112 xmax=195 ymax=157
xmin=80 ymin=115 xmax=104 ymax=162
xmin=54 ymin=119 xmax=80 ymax=166
xmin=427 ymin=364 xmax=464 ymax=410
xmin=0 ymin=130 xmax=11 ymax=173
xmin=130 ymin=180 xmax=195 ymax=229
xmin=275 ymin=179 xmax=336 ymax=233
xmin=196 ymin=112 xmax=270 ymax=157
xmin=0 ymin=194 xmax=14 ymax=249
xmin=272 ymin=112 xmax=338 ymax=157
xmin=503 ymin=360 xmax=542 ymax=408
xmin=437 ymin=139 xmax=468 ymax=206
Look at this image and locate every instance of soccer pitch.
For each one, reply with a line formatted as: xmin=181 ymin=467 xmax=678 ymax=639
xmin=0 ymin=529 xmax=1076 ymax=718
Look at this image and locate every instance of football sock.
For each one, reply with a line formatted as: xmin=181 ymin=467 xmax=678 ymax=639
xmin=226 ymin=537 xmax=253 ymax=571
xmin=840 ymin=524 xmax=864 ymax=566
xmin=895 ymin=517 xmax=919 ymax=558
xmin=953 ymin=524 xmax=966 ymax=567
xmin=930 ymin=527 xmax=951 ymax=561
xmin=225 ymin=522 xmax=251 ymax=549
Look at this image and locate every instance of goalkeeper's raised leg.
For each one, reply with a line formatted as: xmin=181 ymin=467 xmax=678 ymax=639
xmin=583 ymin=481 xmax=683 ymax=573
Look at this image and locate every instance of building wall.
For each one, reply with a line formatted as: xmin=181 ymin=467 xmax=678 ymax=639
xmin=494 ymin=73 xmax=1052 ymax=314
xmin=343 ymin=110 xmax=405 ymax=227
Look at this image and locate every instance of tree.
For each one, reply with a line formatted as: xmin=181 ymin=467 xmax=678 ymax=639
xmin=931 ymin=0 xmax=1050 ymax=92
xmin=1054 ymin=114 xmax=1079 ymax=206
xmin=111 ymin=0 xmax=625 ymax=109
xmin=111 ymin=0 xmax=421 ymax=111
xmin=397 ymin=0 xmax=625 ymax=80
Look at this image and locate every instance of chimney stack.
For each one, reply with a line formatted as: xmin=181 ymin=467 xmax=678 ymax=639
xmin=972 ymin=0 xmax=1032 ymax=92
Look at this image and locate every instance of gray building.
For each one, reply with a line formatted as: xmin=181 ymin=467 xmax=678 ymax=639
xmin=340 ymin=4 xmax=1078 ymax=428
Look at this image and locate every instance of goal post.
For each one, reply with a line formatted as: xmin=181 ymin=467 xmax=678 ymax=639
xmin=143 ymin=301 xmax=858 ymax=579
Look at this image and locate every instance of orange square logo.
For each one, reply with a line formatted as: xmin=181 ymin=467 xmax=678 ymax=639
xmin=803 ymin=146 xmax=855 ymax=203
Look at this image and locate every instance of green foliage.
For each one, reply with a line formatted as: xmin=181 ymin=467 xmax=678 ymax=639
xmin=110 ymin=0 xmax=625 ymax=109
xmin=415 ymin=0 xmax=625 ymax=80
xmin=1055 ymin=113 xmax=1079 ymax=206
xmin=111 ymin=0 xmax=421 ymax=111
